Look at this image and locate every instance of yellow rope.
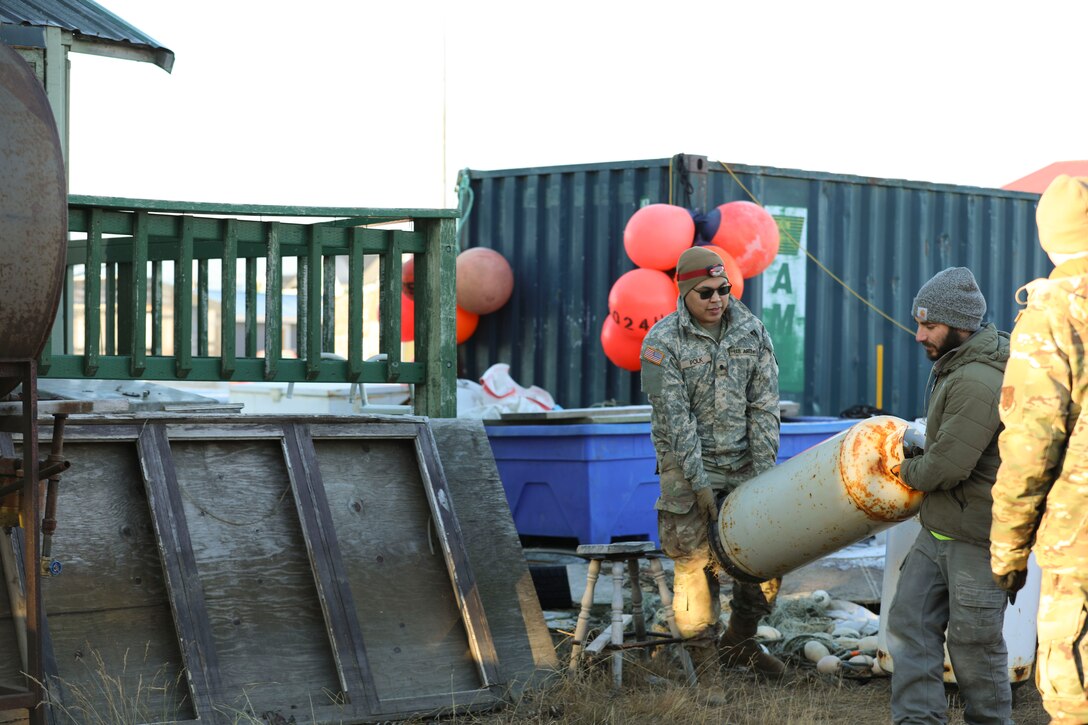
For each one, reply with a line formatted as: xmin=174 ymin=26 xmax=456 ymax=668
xmin=718 ymin=161 xmax=914 ymax=336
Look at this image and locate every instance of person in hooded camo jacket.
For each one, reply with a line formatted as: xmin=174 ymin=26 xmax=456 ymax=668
xmin=991 ymin=175 xmax=1088 ymax=725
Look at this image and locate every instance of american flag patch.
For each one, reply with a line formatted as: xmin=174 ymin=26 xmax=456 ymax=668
xmin=642 ymin=346 xmax=665 ymax=366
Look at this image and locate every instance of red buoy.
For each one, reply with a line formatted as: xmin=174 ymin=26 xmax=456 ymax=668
xmin=400 ymin=292 xmax=414 ymax=342
xmin=702 ymin=245 xmax=745 ymax=299
xmin=707 ymin=201 xmax=780 ymax=278
xmin=456 ymin=247 xmax=514 ymax=315
xmin=608 ymin=268 xmax=676 ymax=338
xmin=456 ymin=305 xmax=479 ymax=344
xmin=623 ymin=204 xmax=695 ymax=270
xmin=600 ymin=316 xmax=643 ymax=371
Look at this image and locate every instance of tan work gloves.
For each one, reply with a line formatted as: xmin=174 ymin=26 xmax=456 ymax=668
xmin=695 ymin=487 xmax=718 ymax=522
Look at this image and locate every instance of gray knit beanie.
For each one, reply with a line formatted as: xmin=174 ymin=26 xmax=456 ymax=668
xmin=911 ymin=267 xmax=985 ymax=331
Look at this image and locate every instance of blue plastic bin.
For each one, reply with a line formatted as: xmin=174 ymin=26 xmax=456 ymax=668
xmin=777 ymin=417 xmax=858 ymax=464
xmin=485 ymin=417 xmax=859 ymax=546
xmin=485 ymin=423 xmax=659 ymax=546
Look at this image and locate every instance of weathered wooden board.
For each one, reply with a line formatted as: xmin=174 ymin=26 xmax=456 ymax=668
xmin=35 ymin=442 xmax=191 ymax=721
xmin=0 ymin=708 xmax=27 ymax=725
xmin=41 ymin=443 xmax=169 ymax=611
xmin=0 ymin=543 xmax=25 ymax=691
xmin=427 ymin=419 xmax=558 ymax=686
xmin=497 ymin=406 xmax=652 ymax=424
xmin=315 ymin=438 xmax=479 ymax=700
xmin=42 ymin=607 xmax=193 ymax=722
xmin=170 ymin=438 xmax=342 ymax=715
xmin=0 ymin=414 xmax=545 ymax=723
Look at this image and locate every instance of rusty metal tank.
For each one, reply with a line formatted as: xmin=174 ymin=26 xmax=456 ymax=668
xmin=0 ymin=41 xmax=68 ymax=393
xmin=875 ymin=517 xmax=1041 ymax=684
xmin=709 ymin=415 xmax=924 ymax=582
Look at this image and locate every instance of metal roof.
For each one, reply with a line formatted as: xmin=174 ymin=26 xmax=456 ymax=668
xmin=0 ymin=0 xmax=173 ymax=71
xmin=1003 ymin=161 xmax=1088 ymax=193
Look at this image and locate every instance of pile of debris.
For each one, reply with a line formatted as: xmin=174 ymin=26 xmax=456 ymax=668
xmin=532 ymin=548 xmax=888 ymax=680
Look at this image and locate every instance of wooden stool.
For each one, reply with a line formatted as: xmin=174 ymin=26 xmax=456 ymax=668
xmin=567 ymin=541 xmax=697 ymax=687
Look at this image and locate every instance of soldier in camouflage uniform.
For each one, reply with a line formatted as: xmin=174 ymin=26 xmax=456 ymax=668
xmin=991 ymin=174 xmax=1088 ymax=725
xmin=640 ymin=245 xmax=784 ymax=677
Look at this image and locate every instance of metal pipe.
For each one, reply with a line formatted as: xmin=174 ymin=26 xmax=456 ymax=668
xmin=709 ymin=415 xmax=924 ymax=583
xmin=0 ymin=458 xmax=68 ymax=501
xmin=0 ymin=457 xmax=23 ymax=477
xmin=40 ymin=414 xmax=67 ymax=573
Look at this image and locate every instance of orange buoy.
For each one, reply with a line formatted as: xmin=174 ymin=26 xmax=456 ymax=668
xmin=701 ymin=245 xmax=745 ymax=299
xmin=456 ymin=305 xmax=479 ymax=344
xmin=607 ymin=268 xmax=676 ymax=338
xmin=400 ymin=292 xmax=414 ymax=342
xmin=707 ymin=201 xmax=780 ymax=278
xmin=456 ymin=247 xmax=514 ymax=315
xmin=600 ymin=316 xmax=643 ymax=371
xmin=623 ymin=204 xmax=695 ymax=270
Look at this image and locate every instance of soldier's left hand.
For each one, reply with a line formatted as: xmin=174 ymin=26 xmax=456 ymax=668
xmin=695 ymin=487 xmax=718 ymax=522
xmin=992 ymin=569 xmax=1027 ymax=605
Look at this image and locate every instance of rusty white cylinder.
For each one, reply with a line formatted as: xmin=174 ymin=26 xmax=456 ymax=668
xmin=875 ymin=517 xmax=1042 ymax=684
xmin=709 ymin=415 xmax=924 ymax=583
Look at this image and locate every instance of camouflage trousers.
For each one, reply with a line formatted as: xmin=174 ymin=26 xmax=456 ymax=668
xmin=1036 ymin=571 xmax=1088 ymax=724
xmin=657 ymin=465 xmax=776 ymax=640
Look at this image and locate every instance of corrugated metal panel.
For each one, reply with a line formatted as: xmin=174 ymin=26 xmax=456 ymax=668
xmin=0 ymin=0 xmax=173 ymax=69
xmin=458 ymin=157 xmax=1047 ymax=419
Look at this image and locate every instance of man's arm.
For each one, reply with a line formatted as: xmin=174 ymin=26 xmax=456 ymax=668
xmin=899 ymin=376 xmax=1001 ymax=492
xmin=991 ymin=310 xmax=1071 ymax=575
xmin=746 ymin=328 xmax=780 ymax=474
xmin=643 ymin=341 xmax=709 ymax=493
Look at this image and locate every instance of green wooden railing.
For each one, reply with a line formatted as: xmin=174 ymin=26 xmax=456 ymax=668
xmin=40 ymin=196 xmax=458 ymax=418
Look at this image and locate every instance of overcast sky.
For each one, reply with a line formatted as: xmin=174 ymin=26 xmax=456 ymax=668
xmin=67 ymin=0 xmax=1087 ymax=211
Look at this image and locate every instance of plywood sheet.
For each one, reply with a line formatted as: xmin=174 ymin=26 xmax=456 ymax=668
xmin=36 ymin=442 xmax=191 ymax=721
xmin=315 ymin=438 xmax=479 ymax=700
xmin=171 ymin=438 xmax=342 ymax=714
xmin=428 ymin=419 xmax=558 ymax=686
xmin=3 ymin=414 xmax=544 ymax=723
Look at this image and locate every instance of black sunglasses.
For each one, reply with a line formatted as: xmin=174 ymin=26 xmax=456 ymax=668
xmin=694 ymin=284 xmax=731 ymax=300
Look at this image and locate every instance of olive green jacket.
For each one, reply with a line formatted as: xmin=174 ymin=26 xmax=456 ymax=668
xmin=900 ymin=323 xmax=1009 ymax=546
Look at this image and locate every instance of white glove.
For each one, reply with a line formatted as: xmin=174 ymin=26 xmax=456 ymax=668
xmin=903 ymin=424 xmax=926 ymax=458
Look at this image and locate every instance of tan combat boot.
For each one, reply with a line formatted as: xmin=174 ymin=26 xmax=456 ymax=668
xmin=718 ymin=613 xmax=786 ymax=679
xmin=684 ymin=625 xmax=723 ymax=676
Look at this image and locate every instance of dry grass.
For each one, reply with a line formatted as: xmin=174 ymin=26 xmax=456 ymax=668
xmin=403 ymin=663 xmax=1051 ymax=725
xmin=449 ymin=667 xmax=891 ymax=725
xmin=35 ymin=641 xmax=1051 ymax=724
xmin=38 ymin=645 xmax=190 ymax=725
xmin=401 ymin=633 xmax=1051 ymax=725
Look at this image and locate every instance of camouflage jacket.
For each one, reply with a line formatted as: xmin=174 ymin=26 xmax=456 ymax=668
xmin=991 ymin=256 xmax=1088 ymax=575
xmin=899 ymin=324 xmax=1009 ymax=546
xmin=640 ymin=296 xmax=780 ymax=513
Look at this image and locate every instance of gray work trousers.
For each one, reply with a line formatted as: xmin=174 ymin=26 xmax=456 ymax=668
xmin=886 ymin=529 xmax=1012 ymax=725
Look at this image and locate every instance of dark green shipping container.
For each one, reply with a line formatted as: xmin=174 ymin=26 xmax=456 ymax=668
xmin=456 ymin=154 xmax=1047 ymax=418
